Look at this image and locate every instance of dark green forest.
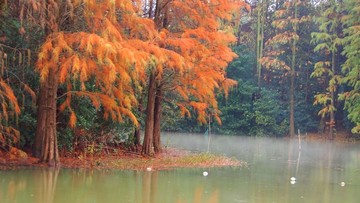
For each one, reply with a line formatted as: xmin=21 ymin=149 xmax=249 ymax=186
xmin=165 ymin=0 xmax=359 ymax=138
xmin=0 ymin=0 xmax=359 ymax=164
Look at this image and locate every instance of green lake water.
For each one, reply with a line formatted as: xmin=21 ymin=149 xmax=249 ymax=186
xmin=1 ymin=134 xmax=359 ymax=203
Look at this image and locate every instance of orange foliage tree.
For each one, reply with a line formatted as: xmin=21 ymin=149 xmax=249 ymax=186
xmin=31 ymin=0 xmax=161 ymax=165
xmin=0 ymin=79 xmax=21 ymax=149
xmin=25 ymin=0 xmax=244 ymax=163
xmin=0 ymin=1 xmax=28 ymax=150
xmin=140 ymin=0 xmax=245 ymax=155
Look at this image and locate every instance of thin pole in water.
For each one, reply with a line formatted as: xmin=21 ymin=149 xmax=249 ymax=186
xmin=296 ymin=129 xmax=302 ymax=177
xmin=298 ymin=129 xmax=301 ymax=151
xmin=207 ymin=114 xmax=211 ymax=153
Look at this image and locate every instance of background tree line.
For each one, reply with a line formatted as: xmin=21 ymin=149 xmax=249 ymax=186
xmin=0 ymin=0 xmax=359 ymax=165
xmin=164 ymin=0 xmax=359 ymax=138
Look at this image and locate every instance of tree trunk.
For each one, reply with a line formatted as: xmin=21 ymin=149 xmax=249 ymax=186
xmin=258 ymin=15 xmax=264 ymax=89
xmin=153 ymin=82 xmax=162 ymax=153
xmin=142 ymin=72 xmax=156 ymax=156
xmin=289 ymin=0 xmax=298 ymax=138
xmin=319 ymin=116 xmax=326 ymax=135
xmin=34 ymin=84 xmax=47 ymax=157
xmin=289 ymin=67 xmax=295 ymax=138
xmin=149 ymin=0 xmax=154 ymax=18
xmin=134 ymin=127 xmax=141 ymax=146
xmin=34 ymin=68 xmax=59 ymax=166
xmin=256 ymin=1 xmax=261 ymax=78
xmin=131 ymin=126 xmax=141 ymax=152
xmin=329 ymin=52 xmax=336 ymax=140
xmin=33 ymin=0 xmax=60 ymax=165
xmin=154 ymin=0 xmax=161 ymax=27
xmin=256 ymin=0 xmax=265 ymax=88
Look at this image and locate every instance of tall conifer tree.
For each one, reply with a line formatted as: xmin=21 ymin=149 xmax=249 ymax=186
xmin=311 ymin=0 xmax=344 ymax=139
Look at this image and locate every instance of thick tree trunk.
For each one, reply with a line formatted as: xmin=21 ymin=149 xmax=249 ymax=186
xmin=34 ymin=0 xmax=60 ymax=165
xmin=131 ymin=126 xmax=141 ymax=152
xmin=153 ymin=83 xmax=162 ymax=153
xmin=34 ymin=85 xmax=47 ymax=157
xmin=142 ymin=73 xmax=156 ymax=156
xmin=134 ymin=127 xmax=141 ymax=146
xmin=34 ymin=68 xmax=59 ymax=166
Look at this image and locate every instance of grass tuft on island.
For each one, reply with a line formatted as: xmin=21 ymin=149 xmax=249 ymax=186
xmin=1 ymin=147 xmax=244 ymax=171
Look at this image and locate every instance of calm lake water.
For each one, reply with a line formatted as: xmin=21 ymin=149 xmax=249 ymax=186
xmin=1 ymin=133 xmax=359 ymax=203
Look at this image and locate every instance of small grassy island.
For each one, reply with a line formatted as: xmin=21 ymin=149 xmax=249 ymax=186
xmin=0 ymin=147 xmax=243 ymax=171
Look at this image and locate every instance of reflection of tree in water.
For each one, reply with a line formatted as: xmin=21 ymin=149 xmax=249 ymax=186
xmin=138 ymin=171 xmax=218 ymax=203
xmin=3 ymin=177 xmax=27 ymax=202
xmin=1 ymin=169 xmax=59 ymax=203
xmin=177 ymin=187 xmax=219 ymax=203
xmin=34 ymin=169 xmax=60 ymax=203
xmin=141 ymin=171 xmax=158 ymax=203
xmin=133 ymin=171 xmax=158 ymax=203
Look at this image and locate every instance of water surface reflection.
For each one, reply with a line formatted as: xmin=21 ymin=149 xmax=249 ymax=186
xmin=1 ymin=134 xmax=359 ymax=203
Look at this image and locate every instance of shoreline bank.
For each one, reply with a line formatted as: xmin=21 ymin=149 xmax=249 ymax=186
xmin=0 ymin=147 xmax=243 ymax=171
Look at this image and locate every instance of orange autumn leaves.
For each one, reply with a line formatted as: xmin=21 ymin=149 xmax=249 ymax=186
xmin=36 ymin=0 xmax=244 ymax=127
xmin=160 ymin=0 xmax=240 ymax=123
xmin=0 ymin=80 xmax=21 ymax=146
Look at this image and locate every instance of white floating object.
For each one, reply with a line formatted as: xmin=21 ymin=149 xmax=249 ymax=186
xmin=146 ymin=167 xmax=152 ymax=171
xmin=340 ymin=182 xmax=345 ymax=187
xmin=290 ymin=177 xmax=296 ymax=181
xmin=290 ymin=180 xmax=296 ymax=185
xmin=203 ymin=171 xmax=208 ymax=176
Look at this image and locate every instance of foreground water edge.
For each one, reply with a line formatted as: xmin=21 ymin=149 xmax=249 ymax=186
xmin=1 ymin=134 xmax=359 ymax=203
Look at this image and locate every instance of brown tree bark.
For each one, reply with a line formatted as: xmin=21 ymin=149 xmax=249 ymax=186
xmin=131 ymin=126 xmax=141 ymax=152
xmin=34 ymin=84 xmax=47 ymax=157
xmin=34 ymin=68 xmax=60 ymax=166
xmin=153 ymin=82 xmax=162 ymax=153
xmin=142 ymin=72 xmax=156 ymax=156
xmin=33 ymin=0 xmax=61 ymax=166
xmin=134 ymin=127 xmax=141 ymax=146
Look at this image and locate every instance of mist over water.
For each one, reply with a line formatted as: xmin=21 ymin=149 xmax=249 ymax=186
xmin=163 ymin=132 xmax=360 ymax=166
xmin=164 ymin=132 xmax=360 ymax=202
xmin=1 ymin=133 xmax=359 ymax=203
